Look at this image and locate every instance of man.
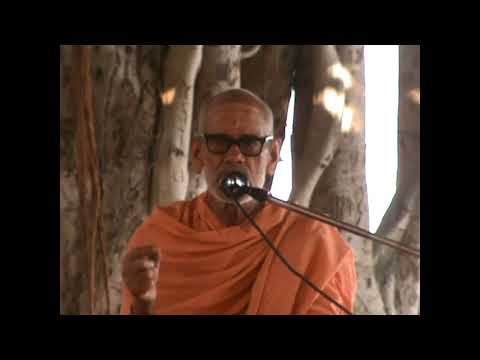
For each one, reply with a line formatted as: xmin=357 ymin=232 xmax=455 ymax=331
xmin=121 ymin=88 xmax=357 ymax=315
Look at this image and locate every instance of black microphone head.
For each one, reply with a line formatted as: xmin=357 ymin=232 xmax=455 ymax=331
xmin=220 ymin=172 xmax=250 ymax=199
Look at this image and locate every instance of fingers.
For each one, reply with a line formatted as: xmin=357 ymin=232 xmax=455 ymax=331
xmin=123 ymin=247 xmax=161 ymax=274
xmin=122 ymin=246 xmax=161 ymax=300
xmin=123 ymin=266 xmax=158 ymax=297
xmin=139 ymin=284 xmax=157 ymax=302
xmin=127 ymin=275 xmax=157 ymax=299
xmin=126 ymin=258 xmax=159 ymax=276
xmin=125 ymin=246 xmax=161 ymax=266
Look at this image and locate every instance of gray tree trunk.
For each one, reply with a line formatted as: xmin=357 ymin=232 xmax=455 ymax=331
xmin=374 ymin=45 xmax=420 ymax=315
xmin=60 ymin=45 xmax=164 ymax=314
xmin=151 ymin=45 xmax=203 ymax=209
xmin=242 ymin=45 xmax=296 ymax=137
xmin=187 ymin=45 xmax=244 ymax=200
xmin=309 ymin=45 xmax=385 ymax=314
xmin=242 ymin=45 xmax=296 ymax=188
xmin=290 ymin=45 xmax=345 ymax=207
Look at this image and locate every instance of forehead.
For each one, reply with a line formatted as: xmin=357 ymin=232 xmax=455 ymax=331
xmin=204 ymin=102 xmax=272 ymax=135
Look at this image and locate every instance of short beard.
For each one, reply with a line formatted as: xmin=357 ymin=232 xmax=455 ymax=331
xmin=210 ymin=169 xmax=266 ymax=205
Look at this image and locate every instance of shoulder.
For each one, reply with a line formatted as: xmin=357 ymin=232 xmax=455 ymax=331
xmin=150 ymin=192 xmax=207 ymax=225
xmin=153 ymin=198 xmax=191 ymax=222
xmin=281 ymin=207 xmax=351 ymax=251
xmin=279 ymin=207 xmax=354 ymax=278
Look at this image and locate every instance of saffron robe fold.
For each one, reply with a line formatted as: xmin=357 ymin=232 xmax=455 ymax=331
xmin=121 ymin=192 xmax=357 ymax=315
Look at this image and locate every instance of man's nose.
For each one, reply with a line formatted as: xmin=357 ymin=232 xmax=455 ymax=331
xmin=224 ymin=143 xmax=245 ymax=163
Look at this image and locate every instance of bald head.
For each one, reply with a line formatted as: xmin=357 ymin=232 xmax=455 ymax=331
xmin=198 ymin=88 xmax=274 ymax=134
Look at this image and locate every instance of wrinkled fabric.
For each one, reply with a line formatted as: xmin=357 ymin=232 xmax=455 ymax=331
xmin=121 ymin=192 xmax=357 ymax=315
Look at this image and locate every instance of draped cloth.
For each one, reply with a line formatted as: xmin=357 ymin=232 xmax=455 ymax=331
xmin=121 ymin=192 xmax=357 ymax=315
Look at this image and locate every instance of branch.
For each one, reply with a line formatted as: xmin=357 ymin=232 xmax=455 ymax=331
xmin=241 ymin=45 xmax=262 ymax=60
xmin=290 ymin=45 xmax=345 ymax=207
xmin=150 ymin=45 xmax=203 ymax=209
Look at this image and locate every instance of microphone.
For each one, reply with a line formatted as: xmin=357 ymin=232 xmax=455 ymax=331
xmin=220 ymin=172 xmax=249 ymax=199
xmin=220 ymin=172 xmax=269 ymax=201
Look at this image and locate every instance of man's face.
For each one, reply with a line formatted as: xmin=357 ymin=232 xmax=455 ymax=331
xmin=191 ymin=102 xmax=280 ymax=204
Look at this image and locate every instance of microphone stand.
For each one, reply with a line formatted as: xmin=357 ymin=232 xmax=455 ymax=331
xmin=241 ymin=186 xmax=420 ymax=258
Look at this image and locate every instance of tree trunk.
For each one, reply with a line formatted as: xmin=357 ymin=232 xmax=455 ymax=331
xmin=187 ymin=45 xmax=244 ymax=200
xmin=151 ymin=45 xmax=203 ymax=209
xmin=309 ymin=45 xmax=385 ymax=314
xmin=241 ymin=45 xmax=296 ymax=189
xmin=290 ymin=45 xmax=345 ymax=207
xmin=60 ymin=44 xmax=86 ymax=314
xmin=242 ymin=45 xmax=296 ymax=137
xmin=374 ymin=45 xmax=420 ymax=315
xmin=60 ymin=45 xmax=164 ymax=314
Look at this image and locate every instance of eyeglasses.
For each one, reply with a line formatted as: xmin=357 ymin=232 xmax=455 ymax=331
xmin=202 ymin=133 xmax=274 ymax=157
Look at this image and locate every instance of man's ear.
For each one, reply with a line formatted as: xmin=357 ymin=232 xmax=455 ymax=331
xmin=266 ymin=138 xmax=281 ymax=177
xmin=191 ymin=137 xmax=204 ymax=174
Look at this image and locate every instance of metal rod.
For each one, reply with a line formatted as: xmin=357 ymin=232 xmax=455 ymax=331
xmin=268 ymin=195 xmax=420 ymax=258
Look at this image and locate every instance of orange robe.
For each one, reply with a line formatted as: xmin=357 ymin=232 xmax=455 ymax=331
xmin=121 ymin=192 xmax=357 ymax=315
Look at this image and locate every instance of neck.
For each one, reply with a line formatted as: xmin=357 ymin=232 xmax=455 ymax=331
xmin=206 ymin=192 xmax=261 ymax=226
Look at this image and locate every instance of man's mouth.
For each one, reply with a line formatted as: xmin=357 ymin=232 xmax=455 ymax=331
xmin=218 ymin=167 xmax=249 ymax=182
xmin=216 ymin=167 xmax=251 ymax=191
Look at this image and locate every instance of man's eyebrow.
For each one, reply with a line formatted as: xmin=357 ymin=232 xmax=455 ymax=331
xmin=240 ymin=134 xmax=266 ymax=139
xmin=207 ymin=133 xmax=265 ymax=138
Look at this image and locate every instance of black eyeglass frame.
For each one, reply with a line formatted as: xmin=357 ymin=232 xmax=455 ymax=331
xmin=201 ymin=133 xmax=274 ymax=157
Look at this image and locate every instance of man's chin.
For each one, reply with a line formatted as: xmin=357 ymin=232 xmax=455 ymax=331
xmin=209 ymin=189 xmax=253 ymax=206
xmin=227 ymin=194 xmax=253 ymax=205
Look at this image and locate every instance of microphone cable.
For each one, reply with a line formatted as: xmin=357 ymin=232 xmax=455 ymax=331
xmin=231 ymin=195 xmax=353 ymax=315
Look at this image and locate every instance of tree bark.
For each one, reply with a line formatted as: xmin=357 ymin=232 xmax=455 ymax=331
xmin=290 ymin=45 xmax=345 ymax=207
xmin=241 ymin=45 xmax=296 ymax=189
xmin=242 ymin=45 xmax=295 ymax=136
xmin=151 ymin=45 xmax=203 ymax=208
xmin=187 ymin=45 xmax=243 ymax=200
xmin=309 ymin=45 xmax=385 ymax=314
xmin=374 ymin=45 xmax=420 ymax=315
xmin=60 ymin=44 xmax=85 ymax=314
xmin=60 ymin=45 xmax=164 ymax=314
